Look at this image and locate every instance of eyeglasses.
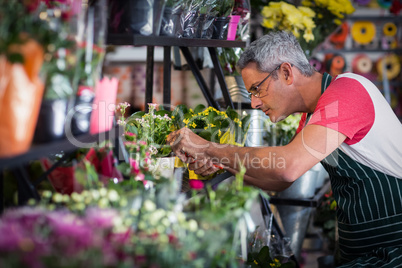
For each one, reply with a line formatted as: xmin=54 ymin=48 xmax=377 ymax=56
xmin=247 ymin=64 xmax=281 ymax=99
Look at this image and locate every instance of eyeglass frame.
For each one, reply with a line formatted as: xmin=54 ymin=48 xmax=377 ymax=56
xmin=247 ymin=64 xmax=284 ymax=99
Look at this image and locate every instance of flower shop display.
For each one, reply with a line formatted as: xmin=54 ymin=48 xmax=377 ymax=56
xmin=0 ymin=162 xmax=282 ymax=268
xmin=260 ymin=0 xmax=355 ymax=57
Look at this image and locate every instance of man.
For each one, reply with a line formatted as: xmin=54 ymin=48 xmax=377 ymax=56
xmin=168 ymin=31 xmax=402 ymax=267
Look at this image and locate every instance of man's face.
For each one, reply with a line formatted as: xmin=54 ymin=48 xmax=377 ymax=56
xmin=241 ymin=63 xmax=288 ymax=123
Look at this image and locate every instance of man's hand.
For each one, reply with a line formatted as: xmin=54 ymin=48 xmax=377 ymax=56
xmin=167 ymin=127 xmax=221 ymax=176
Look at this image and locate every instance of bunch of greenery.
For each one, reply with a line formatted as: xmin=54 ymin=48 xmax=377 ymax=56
xmin=124 ymin=103 xmax=176 ymax=157
xmin=172 ymin=104 xmax=251 ymax=146
xmin=0 ymin=0 xmax=64 ymax=63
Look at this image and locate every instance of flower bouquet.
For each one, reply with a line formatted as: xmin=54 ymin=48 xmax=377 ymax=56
xmin=260 ymin=0 xmax=355 ymax=57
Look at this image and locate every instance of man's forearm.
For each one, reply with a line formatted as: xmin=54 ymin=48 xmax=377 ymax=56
xmin=204 ymin=142 xmax=294 ymax=184
xmin=224 ymin=165 xmax=293 ymax=191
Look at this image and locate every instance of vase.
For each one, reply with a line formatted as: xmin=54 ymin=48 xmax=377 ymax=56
xmin=227 ymin=15 xmax=240 ymax=40
xmin=33 ymin=98 xmax=72 ymax=144
xmin=212 ymin=16 xmax=230 ymax=40
xmin=0 ymin=40 xmax=45 ymax=157
xmin=153 ymin=156 xmax=176 ymax=179
xmin=128 ymin=0 xmax=166 ymax=35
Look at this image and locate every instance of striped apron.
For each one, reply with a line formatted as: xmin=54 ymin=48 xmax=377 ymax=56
xmin=310 ymin=73 xmax=402 ymax=267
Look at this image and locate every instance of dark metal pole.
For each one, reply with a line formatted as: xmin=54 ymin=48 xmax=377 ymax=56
xmin=145 ymin=46 xmax=155 ymax=112
xmin=208 ymin=47 xmax=234 ymax=109
xmin=179 ymin=47 xmax=220 ymax=109
xmin=163 ymin=46 xmax=171 ymax=110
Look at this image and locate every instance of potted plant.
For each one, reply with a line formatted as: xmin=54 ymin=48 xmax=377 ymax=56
xmin=0 ymin=0 xmax=64 ymax=156
xmin=160 ymin=0 xmax=184 ymax=36
xmin=32 ymin=1 xmax=81 ymax=144
xmin=171 ymin=104 xmax=251 ymax=180
xmin=212 ymin=0 xmax=234 ymax=39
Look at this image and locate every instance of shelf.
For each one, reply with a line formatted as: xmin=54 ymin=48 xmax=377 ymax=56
xmin=316 ymin=48 xmax=402 ymax=54
xmin=347 ymin=16 xmax=402 ymax=22
xmin=269 ymin=180 xmax=331 ymax=207
xmin=107 ymin=34 xmax=247 ymax=48
xmin=0 ymin=126 xmax=122 ymax=170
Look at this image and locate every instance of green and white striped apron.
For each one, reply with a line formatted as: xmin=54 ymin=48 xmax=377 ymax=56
xmin=310 ymin=73 xmax=402 ymax=267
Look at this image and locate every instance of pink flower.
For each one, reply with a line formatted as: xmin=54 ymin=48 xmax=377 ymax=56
xmin=189 ymin=180 xmax=204 ymax=190
xmin=129 ymin=158 xmax=140 ymax=174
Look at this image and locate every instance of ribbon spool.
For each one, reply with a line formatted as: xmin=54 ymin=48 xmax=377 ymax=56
xmin=330 ymin=22 xmax=349 ymax=49
xmin=376 ymin=53 xmax=401 ymax=80
xmin=351 ymin=21 xmax=376 ymax=45
xmin=309 ymin=57 xmax=322 ymax=72
xmin=352 ymin=54 xmax=373 ymax=74
xmin=383 ymin=22 xmax=397 ymax=37
xmin=381 ymin=36 xmax=398 ymax=49
xmin=326 ymin=54 xmax=346 ymax=76
xmin=377 ymin=0 xmax=392 ymax=8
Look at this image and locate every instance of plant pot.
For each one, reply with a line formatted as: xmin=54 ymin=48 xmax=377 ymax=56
xmin=0 ymin=41 xmax=45 ymax=157
xmin=227 ymin=15 xmax=240 ymax=40
xmin=70 ymin=87 xmax=94 ymax=136
xmin=160 ymin=6 xmax=183 ymax=37
xmin=108 ymin=0 xmax=166 ymax=35
xmin=212 ymin=16 xmax=230 ymax=40
xmin=153 ymin=156 xmax=175 ymax=179
xmin=33 ymin=98 xmax=70 ymax=144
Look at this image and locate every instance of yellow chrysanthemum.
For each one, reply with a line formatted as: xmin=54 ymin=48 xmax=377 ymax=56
xmin=334 ymin=18 xmax=342 ymax=25
xmin=303 ymin=28 xmax=315 ymax=42
xmin=299 ymin=6 xmax=315 ymax=18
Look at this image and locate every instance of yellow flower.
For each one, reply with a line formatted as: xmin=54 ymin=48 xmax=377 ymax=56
xmin=211 ymin=123 xmax=216 ymax=127
xmin=191 ymin=122 xmax=197 ymax=128
xmin=303 ymin=28 xmax=315 ymax=42
xmin=171 ymin=116 xmax=175 ymax=119
xmin=334 ymin=18 xmax=342 ymax=25
xmin=299 ymin=6 xmax=315 ymax=18
xmin=218 ymin=129 xmax=221 ymax=136
xmin=254 ymin=260 xmax=259 ymax=265
xmin=301 ymin=0 xmax=313 ymax=7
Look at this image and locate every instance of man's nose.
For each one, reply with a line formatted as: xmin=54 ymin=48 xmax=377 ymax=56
xmin=251 ymin=95 xmax=262 ymax=109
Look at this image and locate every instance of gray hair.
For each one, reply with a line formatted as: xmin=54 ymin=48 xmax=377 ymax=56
xmin=237 ymin=31 xmax=315 ymax=78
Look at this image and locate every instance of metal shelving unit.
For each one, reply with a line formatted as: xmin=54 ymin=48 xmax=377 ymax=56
xmin=107 ymin=34 xmax=247 ymax=111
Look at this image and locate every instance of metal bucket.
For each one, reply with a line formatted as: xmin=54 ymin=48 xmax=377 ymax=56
xmin=243 ymin=109 xmax=269 ymax=147
xmin=276 ymin=168 xmax=319 ymax=261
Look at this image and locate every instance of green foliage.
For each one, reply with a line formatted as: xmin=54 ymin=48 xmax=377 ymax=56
xmin=0 ymin=0 xmax=59 ymax=63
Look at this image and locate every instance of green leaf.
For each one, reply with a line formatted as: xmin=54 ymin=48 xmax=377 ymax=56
xmin=130 ymin=111 xmax=146 ymax=118
xmin=257 ymin=246 xmax=271 ymax=264
xmin=194 ymin=104 xmax=206 ymax=114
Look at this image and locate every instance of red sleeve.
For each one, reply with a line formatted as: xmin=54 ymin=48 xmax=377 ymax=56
xmin=307 ymin=77 xmax=375 ymax=145
xmin=296 ymin=113 xmax=307 ymax=134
